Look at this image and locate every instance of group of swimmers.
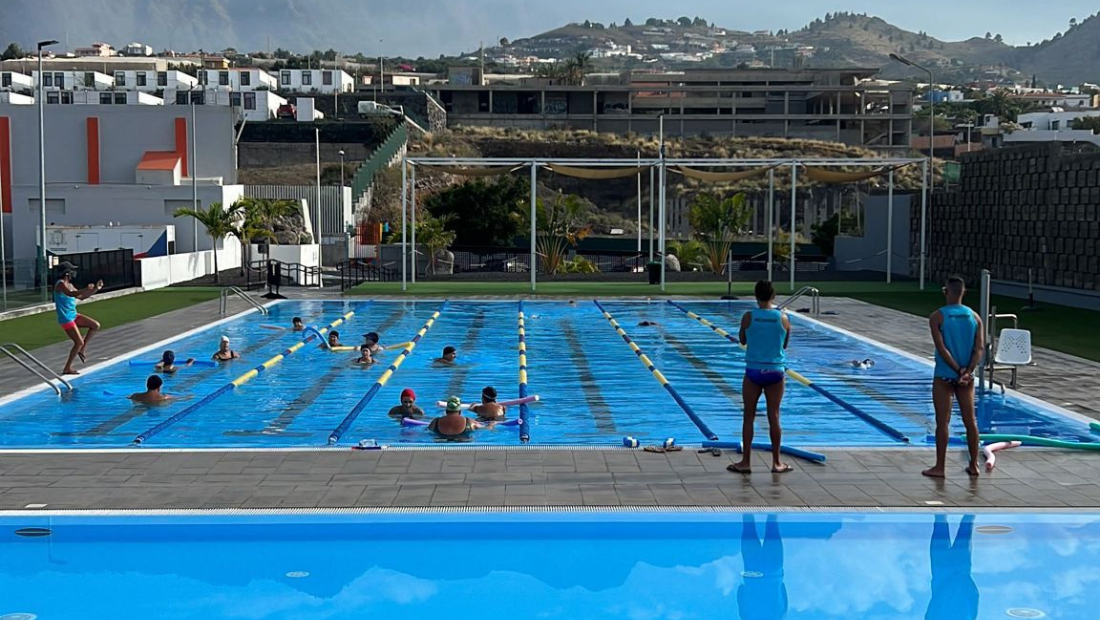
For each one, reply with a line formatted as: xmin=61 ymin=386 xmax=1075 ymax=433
xmin=386 ymin=386 xmax=510 ymax=439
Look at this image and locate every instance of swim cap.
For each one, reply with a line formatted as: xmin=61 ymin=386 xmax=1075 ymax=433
xmin=363 ymin=332 xmax=380 ymax=343
xmin=401 ymin=388 xmax=416 ymax=401
xmin=161 ymin=350 xmax=175 ymax=365
xmin=220 ymin=335 xmax=230 ymax=343
xmin=482 ymin=386 xmax=497 ymax=401
xmin=446 ymin=396 xmax=462 ymax=412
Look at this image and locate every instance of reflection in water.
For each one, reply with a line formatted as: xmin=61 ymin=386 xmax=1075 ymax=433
xmin=738 ymin=514 xmax=788 ymax=620
xmin=925 ymin=514 xmax=980 ymax=620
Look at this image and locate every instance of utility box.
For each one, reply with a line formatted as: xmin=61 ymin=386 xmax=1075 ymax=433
xmin=45 ymin=224 xmax=175 ymax=257
xmin=295 ymin=97 xmax=324 ymax=121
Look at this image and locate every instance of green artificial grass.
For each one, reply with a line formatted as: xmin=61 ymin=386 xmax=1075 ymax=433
xmin=0 ymin=289 xmax=221 ymax=351
xmin=348 ymin=280 xmax=925 ymax=297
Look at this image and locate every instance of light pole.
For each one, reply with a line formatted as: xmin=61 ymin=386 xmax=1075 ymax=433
xmin=338 ymin=149 xmax=346 ymax=233
xmin=36 ymin=39 xmax=58 ymax=294
xmin=376 ymin=39 xmax=384 ymax=100
xmin=890 ymin=52 xmax=933 ymax=290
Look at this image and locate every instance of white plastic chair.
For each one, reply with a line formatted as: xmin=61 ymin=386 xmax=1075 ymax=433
xmin=991 ymin=328 xmax=1032 ymax=389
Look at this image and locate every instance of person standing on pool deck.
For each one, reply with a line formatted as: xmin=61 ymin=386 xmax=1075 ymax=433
xmin=729 ymin=281 xmax=792 ymax=475
xmin=54 ymin=261 xmax=104 ymax=375
xmin=924 ymin=276 xmax=985 ymax=478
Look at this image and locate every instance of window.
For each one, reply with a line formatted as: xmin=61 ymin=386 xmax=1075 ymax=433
xmin=1 ymin=73 xmax=11 ymax=88
xmin=46 ymin=91 xmax=59 ymax=104
xmin=240 ymin=71 xmax=251 ymax=86
xmin=54 ymin=72 xmax=64 ymax=88
xmin=157 ymin=71 xmax=167 ymax=86
xmin=136 ymin=72 xmax=147 ymax=86
xmin=244 ymin=92 xmax=256 ymax=110
xmin=230 ymin=93 xmax=242 ymax=107
xmin=322 ymin=71 xmax=333 ymax=86
xmin=115 ymin=71 xmax=126 ymax=86
xmin=302 ymin=72 xmax=312 ymax=86
xmin=60 ymin=91 xmax=73 ymax=104
xmin=280 ymin=71 xmax=291 ymax=86
xmin=43 ymin=73 xmax=53 ymax=87
xmin=84 ymin=72 xmax=94 ymax=87
xmin=190 ymin=92 xmax=204 ymax=104
xmin=219 ymin=71 xmax=229 ymax=86
xmin=115 ymin=92 xmax=127 ymax=104
xmin=100 ymin=92 xmax=113 ymax=104
xmin=175 ymin=92 xmax=189 ymax=105
xmin=1051 ymin=120 xmax=1060 ymax=130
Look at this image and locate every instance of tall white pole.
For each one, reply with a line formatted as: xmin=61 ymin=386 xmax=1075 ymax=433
xmin=410 ymin=164 xmax=417 ymax=284
xmin=529 ymin=162 xmax=537 ymax=292
xmin=658 ymin=115 xmax=667 ymax=292
xmin=37 ymin=48 xmax=47 ymax=293
xmin=648 ymin=166 xmax=655 ymax=261
xmin=400 ymin=158 xmax=407 ymax=291
xmin=767 ymin=168 xmax=775 ymax=282
xmin=191 ymin=101 xmax=198 ymax=252
xmin=314 ymin=128 xmax=321 ymax=245
xmin=0 ymin=155 xmax=7 ymax=308
xmin=886 ymin=168 xmax=895 ymax=284
xmin=920 ymin=157 xmax=928 ymax=290
xmin=636 ymin=150 xmax=642 ymax=252
xmin=789 ymin=163 xmax=798 ymax=292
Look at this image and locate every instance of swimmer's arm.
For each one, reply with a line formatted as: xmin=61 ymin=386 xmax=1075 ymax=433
xmin=928 ymin=311 xmax=963 ymax=374
xmin=781 ymin=312 xmax=792 ymax=349
xmin=427 ymin=418 xmax=439 ymax=432
xmin=738 ymin=312 xmax=751 ymax=346
xmin=74 ymin=280 xmax=104 ymax=300
xmin=965 ymin=313 xmax=986 ymax=376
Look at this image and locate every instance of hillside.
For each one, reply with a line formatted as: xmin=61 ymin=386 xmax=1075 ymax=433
xmin=1015 ymin=13 xmax=1100 ymax=84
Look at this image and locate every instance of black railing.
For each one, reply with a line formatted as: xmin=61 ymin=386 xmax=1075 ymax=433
xmin=246 ymin=260 xmax=322 ymax=290
xmin=337 ymin=259 xmax=398 ymax=290
xmin=56 ymin=249 xmax=136 ymax=292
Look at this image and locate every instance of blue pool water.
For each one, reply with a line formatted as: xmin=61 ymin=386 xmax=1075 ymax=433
xmin=0 ymin=511 xmax=1095 ymax=619
xmin=0 ymin=300 xmax=1089 ymax=448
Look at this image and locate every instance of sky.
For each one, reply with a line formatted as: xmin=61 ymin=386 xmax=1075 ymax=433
xmin=439 ymin=0 xmax=1095 ymax=54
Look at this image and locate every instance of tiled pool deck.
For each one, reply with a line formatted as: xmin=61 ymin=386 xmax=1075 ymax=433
xmin=2 ymin=293 xmax=1099 ymax=511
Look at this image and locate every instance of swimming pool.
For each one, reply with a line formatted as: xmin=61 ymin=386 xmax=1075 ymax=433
xmin=0 ymin=510 xmax=1093 ymax=619
xmin=0 ymin=300 xmax=1090 ymax=449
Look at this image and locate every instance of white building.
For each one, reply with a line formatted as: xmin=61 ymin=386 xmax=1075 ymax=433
xmin=275 ymin=69 xmax=355 ymax=94
xmin=1009 ymin=92 xmax=1097 ymax=108
xmin=166 ymin=88 xmax=287 ymax=122
xmin=64 ymin=91 xmax=164 ymax=106
xmin=0 ymin=92 xmax=34 ymax=104
xmin=123 ymin=42 xmax=154 ymax=57
xmin=1 ymin=71 xmax=34 ymax=93
xmin=75 ymin=43 xmax=116 ymax=58
xmin=1017 ymin=109 xmax=1100 ymax=131
xmin=113 ymin=69 xmax=198 ymax=92
xmin=199 ymin=68 xmax=277 ymax=91
xmin=32 ymin=70 xmax=114 ymax=91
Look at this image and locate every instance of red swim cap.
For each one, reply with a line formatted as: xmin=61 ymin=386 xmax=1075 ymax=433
xmin=400 ymin=388 xmax=416 ymax=401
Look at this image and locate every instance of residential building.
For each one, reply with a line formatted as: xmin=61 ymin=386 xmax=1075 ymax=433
xmin=123 ymin=42 xmax=154 ymax=57
xmin=113 ymin=69 xmax=198 ymax=92
xmin=59 ymin=91 xmax=164 ymax=106
xmin=1008 ymin=92 xmax=1098 ymax=109
xmin=31 ymin=70 xmax=114 ymax=91
xmin=1018 ymin=108 xmax=1100 ymax=130
xmin=199 ymin=68 xmax=277 ymax=91
xmin=274 ymin=69 xmax=355 ymax=94
xmin=979 ymin=112 xmax=1100 ymax=148
xmin=1 ymin=70 xmax=34 ymax=93
xmin=75 ymin=42 xmax=116 ymax=58
xmin=0 ymin=92 xmax=34 ymax=104
xmin=432 ymin=68 xmax=914 ymax=149
xmin=165 ymin=87 xmax=287 ymax=122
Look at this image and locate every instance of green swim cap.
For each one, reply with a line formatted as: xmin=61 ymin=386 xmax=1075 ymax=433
xmin=446 ymin=396 xmax=462 ymax=412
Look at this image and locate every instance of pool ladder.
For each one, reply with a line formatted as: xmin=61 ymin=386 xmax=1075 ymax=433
xmin=0 ymin=342 xmax=73 ymax=396
xmin=218 ymin=286 xmax=269 ymax=316
xmin=778 ymin=286 xmax=820 ymax=316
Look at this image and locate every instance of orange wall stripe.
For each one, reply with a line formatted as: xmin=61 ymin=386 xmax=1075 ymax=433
xmin=174 ymin=117 xmax=188 ymax=177
xmin=86 ymin=117 xmax=101 ymax=185
xmin=0 ymin=117 xmax=11 ymax=213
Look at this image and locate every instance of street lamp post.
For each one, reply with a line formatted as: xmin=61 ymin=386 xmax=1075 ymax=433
xmin=890 ymin=52 xmax=933 ymax=290
xmin=36 ymin=39 xmax=58 ymax=294
xmin=338 ymin=149 xmax=346 ymax=236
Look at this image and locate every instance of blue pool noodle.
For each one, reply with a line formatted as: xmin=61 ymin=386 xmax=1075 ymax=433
xmin=924 ymin=435 xmax=970 ymax=446
xmin=701 ymin=441 xmax=827 ymax=464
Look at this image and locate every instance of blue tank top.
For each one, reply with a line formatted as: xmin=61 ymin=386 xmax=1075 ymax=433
xmin=54 ymin=283 xmax=78 ymax=325
xmin=934 ymin=304 xmax=979 ymax=379
xmin=745 ymin=308 xmax=787 ymax=371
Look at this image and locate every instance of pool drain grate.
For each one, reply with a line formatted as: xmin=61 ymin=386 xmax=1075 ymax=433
xmin=1 ymin=613 xmax=38 ymax=620
xmin=13 ymin=528 xmax=51 ymax=538
xmin=976 ymin=525 xmax=1014 ymax=535
xmin=1006 ymin=609 xmax=1045 ymax=618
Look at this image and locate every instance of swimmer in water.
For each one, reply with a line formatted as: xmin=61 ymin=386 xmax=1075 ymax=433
xmin=638 ymin=320 xmax=659 ymax=327
xmin=212 ymin=336 xmax=241 ymax=361
xmin=470 ymin=386 xmax=507 ymax=421
xmin=848 ymin=358 xmax=875 ymax=369
xmin=362 ymin=332 xmax=383 ymax=355
xmin=128 ymin=375 xmax=173 ymax=404
xmin=434 ymin=346 xmax=457 ymax=365
xmin=292 ymin=317 xmax=305 ymax=331
xmin=354 ymin=344 xmax=375 ymax=365
xmin=387 ymin=388 xmax=426 ymax=420
xmin=428 ymin=396 xmax=485 ymax=440
xmin=322 ymin=330 xmax=341 ymax=349
xmin=155 ymin=350 xmax=195 ymax=374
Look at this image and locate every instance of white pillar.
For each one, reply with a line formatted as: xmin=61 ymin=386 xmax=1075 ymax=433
xmin=648 ymin=166 xmax=655 ymax=261
xmin=636 ymin=151 xmax=642 ymax=252
xmin=767 ymin=168 xmax=775 ymax=282
xmin=530 ymin=162 xmax=537 ymax=292
xmin=410 ymin=164 xmax=417 ymax=284
xmin=886 ymin=168 xmax=895 ymax=284
xmin=400 ymin=158 xmax=407 ymax=291
xmin=659 ymin=115 xmax=666 ymax=291
xmin=789 ymin=163 xmax=798 ymax=291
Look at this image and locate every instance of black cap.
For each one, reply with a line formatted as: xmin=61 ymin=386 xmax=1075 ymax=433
xmin=482 ymin=386 xmax=497 ymax=401
xmin=363 ymin=332 xmax=379 ymax=343
xmin=56 ymin=261 xmax=79 ymax=273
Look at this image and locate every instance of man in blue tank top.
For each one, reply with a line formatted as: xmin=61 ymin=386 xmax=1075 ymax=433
xmin=923 ymin=276 xmax=985 ymax=478
xmin=53 ymin=261 xmax=104 ymax=375
xmin=729 ymin=280 xmax=792 ymax=475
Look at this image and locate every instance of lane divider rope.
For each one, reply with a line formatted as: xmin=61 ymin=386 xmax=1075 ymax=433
xmin=517 ymin=301 xmax=531 ymax=443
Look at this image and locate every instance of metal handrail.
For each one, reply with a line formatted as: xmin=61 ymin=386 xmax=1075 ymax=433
xmin=219 ymin=286 xmax=269 ymax=316
xmin=0 ymin=342 xmax=73 ymax=396
xmin=777 ymin=286 xmax=820 ymax=316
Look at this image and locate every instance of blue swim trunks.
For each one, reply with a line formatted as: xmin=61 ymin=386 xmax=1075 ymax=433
xmin=746 ymin=368 xmax=785 ymax=387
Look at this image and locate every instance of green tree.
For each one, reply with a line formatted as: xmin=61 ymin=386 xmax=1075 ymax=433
xmin=1071 ymin=116 xmax=1100 ymax=133
xmin=688 ymin=192 xmax=752 ymax=273
xmin=533 ymin=191 xmax=590 ymax=274
xmin=499 ymin=37 xmax=509 ymax=47
xmin=677 ymin=16 xmax=692 ymax=27
xmin=173 ymin=201 xmax=242 ymax=284
xmin=1 ymin=42 xmax=26 ymax=60
xmin=564 ymin=51 xmax=593 ymax=85
xmin=811 ymin=211 xmax=860 ymax=257
xmin=624 ymin=18 xmax=634 ymax=27
xmin=229 ymin=200 xmax=275 ymax=276
xmin=424 ymin=176 xmax=528 ymax=246
xmin=416 ymin=214 xmax=458 ymax=274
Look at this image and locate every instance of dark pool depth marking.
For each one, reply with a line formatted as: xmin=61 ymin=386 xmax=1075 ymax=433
xmin=55 ymin=321 xmax=312 ymax=438
xmin=655 ymin=327 xmax=742 ymax=405
xmin=14 ymin=528 xmax=52 ymax=537
xmin=817 ymin=368 xmax=928 ymax=428
xmin=225 ymin=308 xmax=407 ymax=437
xmin=444 ymin=309 xmax=487 ymax=399
xmin=560 ymin=318 xmax=618 ymax=433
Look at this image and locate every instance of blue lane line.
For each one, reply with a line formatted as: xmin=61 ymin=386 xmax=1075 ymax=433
xmin=592 ymin=300 xmax=719 ymax=441
xmin=518 ymin=300 xmax=531 ymax=443
xmin=327 ymin=301 xmax=448 ymax=445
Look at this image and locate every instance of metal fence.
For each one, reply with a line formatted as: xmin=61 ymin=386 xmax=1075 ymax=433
xmin=244 ymin=259 xmax=322 ymax=290
xmin=243 ymin=185 xmax=350 ymax=241
xmin=58 ymin=249 xmax=136 ymax=292
xmin=337 ymin=260 xmax=399 ymax=291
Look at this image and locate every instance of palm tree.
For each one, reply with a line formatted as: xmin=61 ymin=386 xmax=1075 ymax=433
xmin=416 ymin=214 xmax=457 ymax=275
xmin=533 ymin=191 xmax=590 ymax=274
xmin=230 ymin=200 xmax=275 ymax=276
xmin=173 ymin=201 xmax=242 ymax=284
xmin=688 ymin=192 xmax=752 ymax=273
xmin=565 ymin=51 xmax=593 ymax=86
xmin=247 ymin=197 xmax=300 ymax=235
